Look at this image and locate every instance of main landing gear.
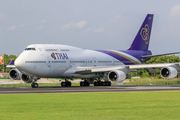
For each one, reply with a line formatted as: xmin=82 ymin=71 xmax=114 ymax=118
xmin=61 ymin=78 xmax=72 ymax=87
xmin=94 ymin=73 xmax=111 ymax=86
xmin=80 ymin=80 xmax=90 ymax=87
xmin=61 ymin=81 xmax=71 ymax=87
xmin=94 ymin=81 xmax=111 ymax=86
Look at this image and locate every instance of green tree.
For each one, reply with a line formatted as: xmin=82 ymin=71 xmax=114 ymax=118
xmin=131 ymin=55 xmax=180 ymax=78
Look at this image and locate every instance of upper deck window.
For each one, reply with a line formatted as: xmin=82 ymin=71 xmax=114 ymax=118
xmin=60 ymin=49 xmax=69 ymax=51
xmin=45 ymin=49 xmax=57 ymax=51
xmin=25 ymin=48 xmax=36 ymax=51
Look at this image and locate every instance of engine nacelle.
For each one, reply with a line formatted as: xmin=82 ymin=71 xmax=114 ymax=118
xmin=9 ymin=69 xmax=22 ymax=80
xmin=21 ymin=74 xmax=33 ymax=83
xmin=108 ymin=70 xmax=126 ymax=82
xmin=160 ymin=67 xmax=178 ymax=79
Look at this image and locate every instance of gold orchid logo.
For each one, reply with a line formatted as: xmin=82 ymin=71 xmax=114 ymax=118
xmin=140 ymin=24 xmax=149 ymax=44
xmin=51 ymin=52 xmax=56 ymax=60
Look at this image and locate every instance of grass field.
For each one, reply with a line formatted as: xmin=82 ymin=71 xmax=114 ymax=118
xmin=0 ymin=91 xmax=180 ymax=120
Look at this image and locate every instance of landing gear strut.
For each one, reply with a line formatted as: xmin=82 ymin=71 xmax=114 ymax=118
xmin=31 ymin=77 xmax=39 ymax=88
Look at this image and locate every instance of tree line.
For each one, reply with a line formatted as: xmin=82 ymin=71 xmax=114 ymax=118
xmin=132 ymin=55 xmax=180 ymax=78
xmin=0 ymin=54 xmax=17 ymax=73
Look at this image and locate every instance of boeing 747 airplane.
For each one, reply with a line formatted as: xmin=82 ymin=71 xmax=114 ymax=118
xmin=8 ymin=14 xmax=180 ymax=88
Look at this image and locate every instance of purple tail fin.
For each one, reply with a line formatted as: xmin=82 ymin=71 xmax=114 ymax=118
xmin=128 ymin=14 xmax=154 ymax=51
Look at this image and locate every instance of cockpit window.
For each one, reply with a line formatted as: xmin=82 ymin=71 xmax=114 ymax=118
xmin=25 ymin=48 xmax=36 ymax=51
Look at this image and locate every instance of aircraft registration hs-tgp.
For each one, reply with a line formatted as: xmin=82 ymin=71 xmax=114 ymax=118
xmin=7 ymin=14 xmax=180 ymax=88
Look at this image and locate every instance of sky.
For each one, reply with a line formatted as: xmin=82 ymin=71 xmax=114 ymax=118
xmin=1 ymin=0 xmax=180 ymax=56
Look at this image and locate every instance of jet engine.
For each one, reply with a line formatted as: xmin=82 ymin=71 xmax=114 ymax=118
xmin=108 ymin=70 xmax=126 ymax=82
xmin=21 ymin=74 xmax=33 ymax=83
xmin=9 ymin=69 xmax=22 ymax=80
xmin=160 ymin=67 xmax=178 ymax=79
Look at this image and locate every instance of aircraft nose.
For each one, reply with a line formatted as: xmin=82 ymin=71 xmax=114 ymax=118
xmin=15 ymin=58 xmax=23 ymax=69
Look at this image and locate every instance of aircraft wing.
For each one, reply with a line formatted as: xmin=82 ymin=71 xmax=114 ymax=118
xmin=75 ymin=63 xmax=180 ymax=74
xmin=128 ymin=63 xmax=180 ymax=69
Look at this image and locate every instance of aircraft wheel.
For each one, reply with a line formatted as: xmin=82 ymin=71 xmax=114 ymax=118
xmin=95 ymin=82 xmax=98 ymax=86
xmin=102 ymin=82 xmax=106 ymax=86
xmin=94 ymin=81 xmax=102 ymax=86
xmin=80 ymin=81 xmax=90 ymax=86
xmin=61 ymin=82 xmax=65 ymax=87
xmin=31 ymin=83 xmax=34 ymax=88
xmin=84 ymin=82 xmax=87 ymax=86
xmin=80 ymin=81 xmax=83 ymax=86
xmin=108 ymin=81 xmax=111 ymax=86
xmin=97 ymin=81 xmax=101 ymax=86
xmin=31 ymin=83 xmax=38 ymax=88
xmin=99 ymin=82 xmax=102 ymax=86
xmin=95 ymin=82 xmax=99 ymax=86
xmin=61 ymin=82 xmax=63 ymax=87
xmin=94 ymin=82 xmax=96 ymax=86
xmin=86 ymin=81 xmax=90 ymax=86
xmin=105 ymin=82 xmax=109 ymax=86
xmin=34 ymin=83 xmax=38 ymax=88
xmin=82 ymin=82 xmax=85 ymax=86
xmin=68 ymin=82 xmax=71 ymax=87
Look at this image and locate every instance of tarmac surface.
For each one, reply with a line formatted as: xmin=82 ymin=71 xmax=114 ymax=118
xmin=1 ymin=85 xmax=180 ymax=94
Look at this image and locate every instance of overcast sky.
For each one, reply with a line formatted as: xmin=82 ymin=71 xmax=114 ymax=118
xmin=1 ymin=0 xmax=180 ymax=55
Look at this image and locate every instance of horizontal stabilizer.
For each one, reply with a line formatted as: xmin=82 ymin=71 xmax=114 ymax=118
xmin=142 ymin=52 xmax=180 ymax=58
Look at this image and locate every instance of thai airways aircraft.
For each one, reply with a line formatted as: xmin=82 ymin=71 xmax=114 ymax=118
xmin=8 ymin=14 xmax=180 ymax=88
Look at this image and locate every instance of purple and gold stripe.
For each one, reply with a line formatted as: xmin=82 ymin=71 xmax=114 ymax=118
xmin=96 ymin=50 xmax=140 ymax=65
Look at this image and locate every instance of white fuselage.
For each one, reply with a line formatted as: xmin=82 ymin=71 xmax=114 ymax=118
xmin=15 ymin=44 xmax=141 ymax=79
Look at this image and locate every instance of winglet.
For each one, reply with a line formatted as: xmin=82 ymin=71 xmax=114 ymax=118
xmin=9 ymin=60 xmax=14 ymax=65
xmin=6 ymin=60 xmax=15 ymax=68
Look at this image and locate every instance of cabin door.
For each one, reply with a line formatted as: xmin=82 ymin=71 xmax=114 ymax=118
xmin=93 ymin=57 xmax=97 ymax=67
xmin=47 ymin=57 xmax=51 ymax=67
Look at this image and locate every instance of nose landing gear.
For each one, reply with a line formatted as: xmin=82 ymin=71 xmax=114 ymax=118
xmin=31 ymin=83 xmax=38 ymax=88
xmin=31 ymin=77 xmax=39 ymax=88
